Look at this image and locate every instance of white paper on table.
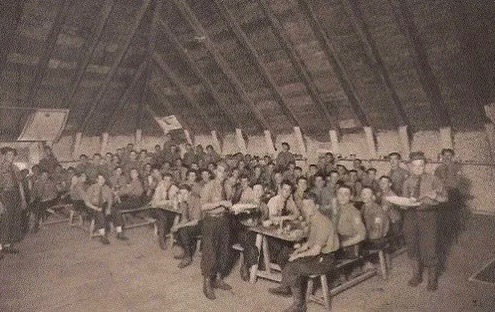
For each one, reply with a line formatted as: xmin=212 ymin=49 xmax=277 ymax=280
xmin=231 ymin=203 xmax=258 ymax=214
xmin=385 ymin=196 xmax=421 ymax=207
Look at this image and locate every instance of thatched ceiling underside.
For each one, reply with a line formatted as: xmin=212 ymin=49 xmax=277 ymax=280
xmin=0 ymin=0 xmax=494 ymax=140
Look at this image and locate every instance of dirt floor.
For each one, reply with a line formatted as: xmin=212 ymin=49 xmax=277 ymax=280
xmin=1 ymin=214 xmax=494 ymax=312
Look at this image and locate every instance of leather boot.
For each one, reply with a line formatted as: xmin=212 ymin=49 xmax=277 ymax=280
xmin=157 ymin=223 xmax=167 ymax=250
xmin=426 ymin=266 xmax=438 ymax=291
xmin=213 ymin=278 xmax=232 ymax=290
xmin=203 ymin=277 xmax=216 ymax=300
xmin=282 ymin=286 xmax=307 ymax=312
xmin=408 ymin=260 xmax=423 ymax=287
xmin=268 ymin=285 xmax=292 ymax=297
xmin=240 ymin=262 xmax=250 ymax=282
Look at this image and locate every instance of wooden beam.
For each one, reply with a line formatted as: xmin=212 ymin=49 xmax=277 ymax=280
xmin=398 ymin=125 xmax=411 ymax=158
xmin=236 ymin=128 xmax=248 ymax=154
xmin=26 ymin=0 xmax=74 ymax=107
xmin=329 ymin=129 xmax=340 ymax=155
xmin=64 ymin=0 xmax=116 ymax=114
xmin=211 ymin=130 xmax=222 ymax=155
xmin=293 ymin=126 xmax=307 ymax=156
xmin=257 ymin=0 xmax=338 ymax=130
xmin=135 ymin=129 xmax=142 ymax=147
xmin=0 ymin=1 xmax=26 ymax=77
xmin=153 ymin=52 xmax=213 ymax=132
xmin=157 ymin=20 xmax=237 ymax=130
xmin=72 ymin=132 xmax=83 ymax=159
xmin=439 ymin=127 xmax=453 ymax=149
xmin=297 ymin=0 xmax=370 ymax=127
xmin=264 ymin=130 xmax=276 ymax=156
xmin=104 ymin=59 xmax=149 ymax=133
xmin=100 ymin=132 xmax=109 ymax=154
xmin=213 ymin=0 xmax=300 ymax=127
xmin=183 ymin=129 xmax=193 ymax=145
xmin=387 ymin=0 xmax=451 ymax=128
xmin=341 ymin=0 xmax=409 ymax=127
xmin=77 ymin=0 xmax=152 ymax=132
xmin=173 ymin=0 xmax=271 ymax=133
xmin=364 ymin=126 xmax=378 ymax=159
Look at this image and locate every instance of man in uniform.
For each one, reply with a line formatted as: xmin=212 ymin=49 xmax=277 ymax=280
xmin=388 ymin=152 xmax=410 ymax=196
xmin=0 ymin=147 xmax=26 ymax=256
xmin=200 ymin=161 xmax=232 ymax=300
xmin=269 ymin=193 xmax=339 ymax=312
xmin=402 ymin=151 xmax=447 ymax=291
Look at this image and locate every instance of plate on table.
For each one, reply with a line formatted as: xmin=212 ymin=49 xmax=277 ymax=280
xmin=385 ymin=196 xmax=421 ymax=207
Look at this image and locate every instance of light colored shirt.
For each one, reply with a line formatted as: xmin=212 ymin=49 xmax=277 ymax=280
xmin=307 ymin=211 xmax=339 ymax=254
xmin=267 ymin=194 xmax=300 ymax=220
xmin=85 ymin=184 xmax=113 ymax=207
xmin=150 ymin=181 xmax=178 ymax=208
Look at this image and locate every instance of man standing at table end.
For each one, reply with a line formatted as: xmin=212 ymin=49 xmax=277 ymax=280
xmin=269 ymin=192 xmax=339 ymax=312
xmin=200 ymin=161 xmax=233 ymax=300
xmin=403 ymin=151 xmax=447 ymax=292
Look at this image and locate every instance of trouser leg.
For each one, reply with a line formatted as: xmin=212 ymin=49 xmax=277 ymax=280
xmin=403 ymin=211 xmax=420 ymax=261
xmin=217 ymin=216 xmax=231 ymax=278
xmin=178 ymin=224 xmax=201 ymax=258
xmin=417 ymin=210 xmax=438 ymax=267
xmin=201 ymin=216 xmax=219 ymax=277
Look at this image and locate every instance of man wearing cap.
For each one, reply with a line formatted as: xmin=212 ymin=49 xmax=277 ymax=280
xmin=402 ymin=151 xmax=447 ymax=291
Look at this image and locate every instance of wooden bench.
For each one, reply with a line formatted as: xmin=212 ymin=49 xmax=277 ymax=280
xmin=41 ymin=203 xmax=72 ymax=226
xmin=306 ymin=245 xmax=391 ymax=311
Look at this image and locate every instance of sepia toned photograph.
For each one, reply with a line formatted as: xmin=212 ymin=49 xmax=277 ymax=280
xmin=0 ymin=0 xmax=494 ymax=311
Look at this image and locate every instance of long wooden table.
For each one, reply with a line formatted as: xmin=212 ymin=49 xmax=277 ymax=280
xmin=248 ymin=225 xmax=306 ymax=283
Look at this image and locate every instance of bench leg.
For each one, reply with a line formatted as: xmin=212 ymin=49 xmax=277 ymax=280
xmin=69 ymin=210 xmax=75 ymax=227
xmin=378 ymin=250 xmax=387 ymax=280
xmin=89 ymin=219 xmax=96 ymax=238
xmin=320 ymin=275 xmax=331 ymax=311
xmin=249 ymin=233 xmax=263 ymax=284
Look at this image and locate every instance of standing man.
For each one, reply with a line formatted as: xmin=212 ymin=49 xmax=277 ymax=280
xmin=402 ymin=152 xmax=447 ymax=291
xmin=0 ymin=147 xmax=26 ymax=256
xmin=276 ymin=142 xmax=296 ymax=171
xmin=269 ymin=193 xmax=339 ymax=312
xmin=200 ymin=161 xmax=232 ymax=300
xmin=388 ymin=152 xmax=410 ymax=196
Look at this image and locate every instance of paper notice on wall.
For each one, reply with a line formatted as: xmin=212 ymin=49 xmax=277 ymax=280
xmin=18 ymin=109 xmax=69 ymax=142
xmin=154 ymin=115 xmax=182 ymax=132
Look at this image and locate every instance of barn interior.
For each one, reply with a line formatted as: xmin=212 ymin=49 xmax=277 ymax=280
xmin=1 ymin=0 xmax=495 ymax=311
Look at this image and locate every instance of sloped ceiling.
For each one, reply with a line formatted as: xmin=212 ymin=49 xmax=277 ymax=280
xmin=0 ymin=0 xmax=493 ymax=140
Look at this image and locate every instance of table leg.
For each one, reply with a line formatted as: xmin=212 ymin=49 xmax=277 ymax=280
xmin=250 ymin=233 xmax=263 ymax=284
xmin=262 ymin=236 xmax=272 ymax=274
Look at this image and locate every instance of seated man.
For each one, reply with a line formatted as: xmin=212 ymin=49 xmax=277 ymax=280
xmin=114 ymin=168 xmax=145 ymax=211
xmin=361 ymin=188 xmax=390 ymax=248
xmin=376 ymin=175 xmax=403 ymax=249
xmin=269 ymin=193 xmax=339 ymax=312
xmin=84 ymin=174 xmax=127 ymax=244
xmin=31 ymin=170 xmax=59 ymax=232
xmin=267 ymin=180 xmax=300 ymax=269
xmin=173 ymin=184 xmax=202 ymax=269
xmin=149 ymin=172 xmax=179 ymax=250
xmin=332 ymin=185 xmax=366 ymax=259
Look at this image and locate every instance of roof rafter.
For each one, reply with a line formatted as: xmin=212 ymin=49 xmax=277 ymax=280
xmin=26 ymin=0 xmax=74 ymax=107
xmin=387 ymin=0 xmax=451 ymax=128
xmin=153 ymin=51 xmax=214 ymax=132
xmin=213 ymin=0 xmax=301 ymax=127
xmin=104 ymin=59 xmax=149 ymax=132
xmin=157 ymin=19 xmax=237 ymax=130
xmin=257 ymin=0 xmax=338 ymax=131
xmin=173 ymin=0 xmax=271 ymax=133
xmin=341 ymin=0 xmax=409 ymax=127
xmin=64 ymin=0 xmax=116 ymax=116
xmin=77 ymin=0 xmax=153 ymax=133
xmin=0 ymin=1 xmax=27 ymax=78
xmin=297 ymin=0 xmax=370 ymax=127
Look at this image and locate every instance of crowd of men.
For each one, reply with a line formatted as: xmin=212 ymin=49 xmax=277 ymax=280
xmin=0 ymin=132 xmax=464 ymax=312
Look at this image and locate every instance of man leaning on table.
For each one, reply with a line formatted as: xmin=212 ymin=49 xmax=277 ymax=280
xmin=269 ymin=192 xmax=339 ymax=312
